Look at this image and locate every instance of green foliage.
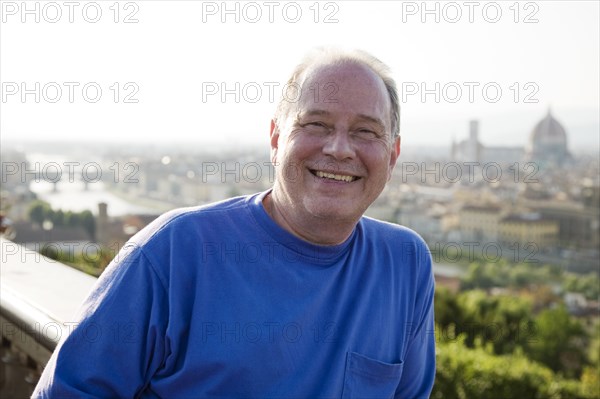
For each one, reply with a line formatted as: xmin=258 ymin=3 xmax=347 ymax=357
xmin=79 ymin=210 xmax=96 ymax=240
xmin=40 ymin=243 xmax=59 ymax=260
xmin=433 ymin=336 xmax=592 ymax=399
xmin=461 ymin=259 xmax=561 ymax=291
xmin=588 ymin=323 xmax=600 ymax=367
xmin=28 ymin=200 xmax=52 ymax=227
xmin=462 ymin=262 xmax=500 ymax=289
xmin=435 ymin=255 xmax=597 ymax=397
xmin=27 ymin=201 xmax=96 ymax=239
xmin=436 ymin=288 xmax=592 ymax=378
xmin=436 ymin=289 xmax=535 ymax=355
xmin=40 ymin=244 xmax=115 ymax=276
xmin=580 ymin=366 xmax=600 ymax=398
xmin=52 ymin=209 xmax=65 ymax=227
xmin=563 ymin=273 xmax=600 ymax=301
xmin=434 ymin=287 xmax=462 ymax=328
xmin=525 ymin=305 xmax=589 ymax=378
xmin=64 ymin=210 xmax=81 ymax=226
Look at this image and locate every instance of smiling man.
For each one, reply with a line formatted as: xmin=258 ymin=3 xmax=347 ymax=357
xmin=265 ymin=53 xmax=401 ymax=245
xmin=34 ymin=48 xmax=436 ymax=398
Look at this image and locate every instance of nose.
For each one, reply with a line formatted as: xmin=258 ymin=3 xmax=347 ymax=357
xmin=322 ymin=129 xmax=356 ymax=160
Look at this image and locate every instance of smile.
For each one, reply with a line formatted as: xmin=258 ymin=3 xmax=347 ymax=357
xmin=311 ymin=170 xmax=360 ymax=183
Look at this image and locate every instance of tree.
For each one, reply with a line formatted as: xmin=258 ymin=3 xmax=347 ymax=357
xmin=434 ymin=287 xmax=462 ymax=329
xmin=80 ymin=210 xmax=96 ymax=240
xmin=461 ymin=259 xmax=562 ymax=291
xmin=28 ymin=200 xmax=52 ymax=227
xmin=433 ymin=335 xmax=591 ymax=399
xmin=52 ymin=209 xmax=65 ymax=227
xmin=436 ymin=289 xmax=535 ymax=355
xmin=526 ymin=305 xmax=589 ymax=378
xmin=581 ymin=366 xmax=600 ymax=398
xmin=564 ymin=274 xmax=600 ymax=300
xmin=64 ymin=210 xmax=81 ymax=227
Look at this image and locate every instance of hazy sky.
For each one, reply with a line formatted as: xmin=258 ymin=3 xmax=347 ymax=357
xmin=2 ymin=0 xmax=599 ymax=151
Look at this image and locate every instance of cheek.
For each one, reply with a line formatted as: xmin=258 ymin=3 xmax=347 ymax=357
xmin=364 ymin=145 xmax=393 ymax=169
xmin=274 ymin=141 xmax=306 ymax=180
xmin=366 ymin=156 xmax=395 ymax=186
xmin=286 ymin=134 xmax=320 ymax=158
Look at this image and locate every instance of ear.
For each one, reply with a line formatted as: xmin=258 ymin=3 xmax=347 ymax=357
xmin=270 ymin=119 xmax=280 ymax=163
xmin=387 ymin=136 xmax=401 ymax=181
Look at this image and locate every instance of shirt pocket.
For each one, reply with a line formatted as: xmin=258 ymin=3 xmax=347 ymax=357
xmin=341 ymin=351 xmax=404 ymax=399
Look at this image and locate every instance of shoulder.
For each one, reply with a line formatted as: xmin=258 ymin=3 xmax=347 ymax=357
xmin=360 ymin=216 xmax=429 ymax=249
xmin=129 ymin=194 xmax=253 ymax=248
xmin=359 ymin=216 xmax=433 ymax=273
xmin=106 ymin=194 xmax=258 ymax=282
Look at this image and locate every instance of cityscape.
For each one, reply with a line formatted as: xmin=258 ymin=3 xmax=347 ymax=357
xmin=1 ymin=110 xmax=599 ymax=397
xmin=3 ymin=109 xmax=598 ymax=270
xmin=2 ymin=0 xmax=599 ymax=396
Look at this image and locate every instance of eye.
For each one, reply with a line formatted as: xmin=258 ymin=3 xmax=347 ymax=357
xmin=354 ymin=128 xmax=379 ymax=139
xmin=302 ymin=121 xmax=331 ymax=134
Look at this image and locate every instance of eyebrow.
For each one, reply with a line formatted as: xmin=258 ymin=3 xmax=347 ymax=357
xmin=296 ymin=109 xmax=330 ymax=120
xmin=297 ymin=109 xmax=386 ymax=129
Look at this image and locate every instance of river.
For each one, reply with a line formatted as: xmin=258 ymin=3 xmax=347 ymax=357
xmin=27 ymin=152 xmax=164 ymax=216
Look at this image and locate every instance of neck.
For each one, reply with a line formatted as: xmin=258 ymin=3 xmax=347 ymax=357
xmin=263 ymin=190 xmax=357 ymax=246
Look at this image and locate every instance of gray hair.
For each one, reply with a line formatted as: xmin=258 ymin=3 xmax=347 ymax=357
xmin=274 ymin=47 xmax=400 ymax=139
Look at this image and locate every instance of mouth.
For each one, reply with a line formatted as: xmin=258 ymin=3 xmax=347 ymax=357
xmin=310 ymin=169 xmax=360 ymax=183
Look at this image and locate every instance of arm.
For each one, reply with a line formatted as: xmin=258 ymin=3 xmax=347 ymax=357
xmin=33 ymin=246 xmax=169 ymax=398
xmin=395 ymin=243 xmax=436 ymax=399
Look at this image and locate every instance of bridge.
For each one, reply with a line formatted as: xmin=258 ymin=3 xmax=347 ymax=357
xmin=2 ymin=161 xmax=102 ymax=193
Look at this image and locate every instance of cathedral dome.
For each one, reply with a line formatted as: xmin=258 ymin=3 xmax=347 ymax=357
xmin=530 ymin=110 xmax=567 ymax=146
xmin=526 ymin=109 xmax=570 ymax=166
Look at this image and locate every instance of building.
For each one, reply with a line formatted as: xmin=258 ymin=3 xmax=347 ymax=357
xmin=458 ymin=204 xmax=504 ymax=242
xmin=498 ymin=213 xmax=559 ymax=249
xmin=451 ymin=120 xmax=483 ymax=163
xmin=451 ymin=120 xmax=524 ymax=166
xmin=525 ymin=109 xmax=572 ymax=167
xmin=522 ymin=199 xmax=600 ymax=249
xmin=95 ymin=202 xmax=158 ymax=251
xmin=452 ymin=110 xmax=572 ymax=168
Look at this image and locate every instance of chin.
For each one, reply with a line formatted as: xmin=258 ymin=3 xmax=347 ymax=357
xmin=304 ymin=199 xmax=362 ymax=221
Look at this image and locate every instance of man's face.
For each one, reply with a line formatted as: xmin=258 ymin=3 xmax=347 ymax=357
xmin=270 ymin=61 xmax=400 ymax=224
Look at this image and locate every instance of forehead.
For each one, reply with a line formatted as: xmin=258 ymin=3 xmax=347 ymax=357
xmin=296 ymin=61 xmax=391 ymax=123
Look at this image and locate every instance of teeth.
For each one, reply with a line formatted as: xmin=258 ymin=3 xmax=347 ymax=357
xmin=315 ymin=170 xmax=356 ymax=182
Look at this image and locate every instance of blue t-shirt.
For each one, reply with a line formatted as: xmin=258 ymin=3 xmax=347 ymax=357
xmin=34 ymin=191 xmax=436 ymax=398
